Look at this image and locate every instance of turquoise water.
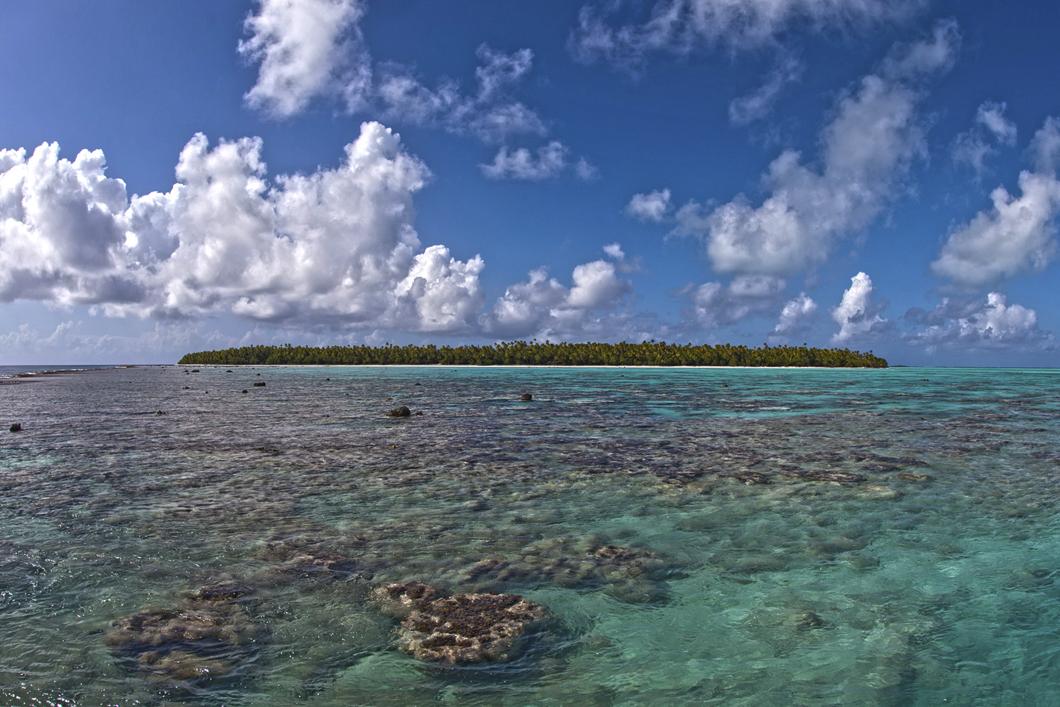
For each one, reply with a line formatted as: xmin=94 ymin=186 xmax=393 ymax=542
xmin=1 ymin=365 xmax=1058 ymax=705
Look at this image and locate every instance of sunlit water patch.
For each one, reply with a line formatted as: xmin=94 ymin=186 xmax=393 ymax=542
xmin=1 ymin=366 xmax=1058 ymax=704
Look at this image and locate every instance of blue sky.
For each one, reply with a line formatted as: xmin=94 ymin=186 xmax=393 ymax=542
xmin=1 ymin=0 xmax=1057 ymax=365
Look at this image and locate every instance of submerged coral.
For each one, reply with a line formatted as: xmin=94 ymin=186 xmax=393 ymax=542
xmin=105 ymin=582 xmax=266 ymax=684
xmin=371 ymin=582 xmax=548 ymax=664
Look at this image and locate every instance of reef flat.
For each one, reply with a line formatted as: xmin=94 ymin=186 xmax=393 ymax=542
xmin=1 ymin=365 xmax=1057 ymax=704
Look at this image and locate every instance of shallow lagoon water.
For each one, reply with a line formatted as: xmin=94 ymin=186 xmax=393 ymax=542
xmin=1 ymin=365 xmax=1058 ymax=705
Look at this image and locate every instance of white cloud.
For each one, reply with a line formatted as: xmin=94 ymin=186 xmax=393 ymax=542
xmin=0 ymin=123 xmax=485 ymax=334
xmin=1030 ymin=116 xmax=1060 ymax=173
xmin=952 ymin=101 xmax=1017 ymax=176
xmin=574 ymin=158 xmax=600 ymax=181
xmin=377 ymin=45 xmax=548 ymax=144
xmin=0 ymin=143 xmax=143 ymax=305
xmin=934 ymin=116 xmax=1060 ymax=286
xmin=832 ymin=271 xmax=887 ymax=342
xmin=688 ymin=275 xmax=785 ymax=327
xmin=906 ymin=292 xmax=1051 ymax=349
xmin=626 ymin=189 xmax=671 ymax=221
xmin=729 ymin=55 xmax=803 ymax=125
xmin=674 ymin=21 xmax=958 ymax=276
xmin=475 ymin=45 xmax=534 ymax=101
xmin=481 ymin=141 xmax=579 ymax=180
xmin=977 ymin=102 xmax=1018 ymax=145
xmin=603 ymin=243 xmax=625 ymax=259
xmin=774 ymin=293 xmax=817 ymax=334
xmin=572 ymin=0 xmax=918 ymax=65
xmin=488 ymin=257 xmax=631 ymax=337
xmin=240 ymin=0 xmax=371 ymax=118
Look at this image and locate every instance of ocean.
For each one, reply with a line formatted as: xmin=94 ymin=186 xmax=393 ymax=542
xmin=1 ymin=365 xmax=1058 ymax=704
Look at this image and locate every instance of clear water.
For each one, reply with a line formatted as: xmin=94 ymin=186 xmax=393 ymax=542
xmin=1 ymin=365 xmax=1058 ymax=705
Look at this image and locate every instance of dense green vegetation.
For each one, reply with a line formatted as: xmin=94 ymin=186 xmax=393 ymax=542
xmin=178 ymin=342 xmax=887 ymax=367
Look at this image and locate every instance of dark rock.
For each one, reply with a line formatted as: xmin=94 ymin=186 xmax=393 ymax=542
xmin=183 ymin=386 xmax=191 ymax=390
xmin=191 ymin=370 xmax=200 ymax=373
xmin=9 ymin=423 xmax=22 ymax=433
xmin=253 ymin=381 xmax=266 ymax=387
xmin=520 ymin=393 xmax=533 ymax=402
xmin=242 ymin=389 xmax=248 ymax=394
xmin=387 ymin=406 xmax=412 ymax=418
xmin=155 ymin=410 xmax=166 ymax=416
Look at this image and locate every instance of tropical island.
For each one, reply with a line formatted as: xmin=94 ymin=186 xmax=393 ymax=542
xmin=178 ymin=342 xmax=888 ymax=368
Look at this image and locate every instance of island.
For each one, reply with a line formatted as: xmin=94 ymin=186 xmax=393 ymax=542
xmin=178 ymin=342 xmax=887 ymax=367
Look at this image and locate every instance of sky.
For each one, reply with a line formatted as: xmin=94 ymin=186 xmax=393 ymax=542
xmin=0 ymin=0 xmax=1058 ymax=366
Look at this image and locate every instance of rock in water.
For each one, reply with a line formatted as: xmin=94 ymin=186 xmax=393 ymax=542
xmin=253 ymin=381 xmax=266 ymax=387
xmin=371 ymin=582 xmax=442 ymax=618
xmin=104 ymin=582 xmax=265 ymax=684
xmin=387 ymin=406 xmax=412 ymax=418
xmin=9 ymin=423 xmax=22 ymax=432
xmin=371 ymin=583 xmax=548 ymax=664
xmin=400 ymin=592 xmax=546 ymax=664
xmin=520 ymin=393 xmax=533 ymax=402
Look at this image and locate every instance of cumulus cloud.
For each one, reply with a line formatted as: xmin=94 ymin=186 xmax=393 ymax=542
xmin=905 ymin=292 xmax=1051 ymax=349
xmin=626 ymin=189 xmax=672 ymax=221
xmin=488 ymin=255 xmax=632 ymax=337
xmin=687 ymin=275 xmax=786 ymax=327
xmin=832 ymin=271 xmax=887 ymax=342
xmin=0 ymin=144 xmax=143 ymax=305
xmin=571 ymin=0 xmax=918 ymax=66
xmin=481 ymin=141 xmax=595 ymax=181
xmin=0 ymin=123 xmax=485 ymax=333
xmin=729 ymin=55 xmax=803 ymax=125
xmin=952 ymin=101 xmax=1017 ymax=176
xmin=934 ymin=116 xmax=1060 ymax=286
xmin=674 ymin=21 xmax=959 ymax=276
xmin=240 ymin=0 xmax=371 ymax=118
xmin=774 ymin=293 xmax=817 ymax=334
xmin=238 ymin=2 xmax=560 ymax=154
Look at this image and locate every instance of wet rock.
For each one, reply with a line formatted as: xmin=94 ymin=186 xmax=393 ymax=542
xmin=9 ymin=423 xmax=21 ymax=432
xmin=387 ymin=406 xmax=412 ymax=418
xmin=520 ymin=393 xmax=533 ymax=402
xmin=242 ymin=389 xmax=248 ymax=394
xmin=155 ymin=410 xmax=166 ymax=416
xmin=253 ymin=381 xmax=266 ymax=387
xmin=397 ymin=591 xmax=547 ymax=664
